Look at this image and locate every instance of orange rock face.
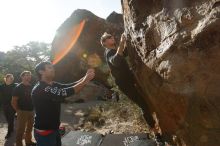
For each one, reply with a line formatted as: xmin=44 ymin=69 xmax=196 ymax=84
xmin=122 ymin=0 xmax=220 ymax=145
xmin=51 ymin=10 xmax=123 ymax=86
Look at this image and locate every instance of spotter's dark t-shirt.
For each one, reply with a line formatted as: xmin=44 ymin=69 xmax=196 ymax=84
xmin=32 ymin=81 xmax=75 ymax=130
xmin=12 ymin=83 xmax=33 ymax=111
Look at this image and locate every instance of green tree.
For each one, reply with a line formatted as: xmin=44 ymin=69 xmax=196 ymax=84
xmin=0 ymin=41 xmax=51 ymax=82
xmin=0 ymin=51 xmax=6 ymax=83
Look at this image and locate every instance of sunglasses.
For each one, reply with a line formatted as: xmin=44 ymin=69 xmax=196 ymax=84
xmin=105 ymin=35 xmax=114 ymax=40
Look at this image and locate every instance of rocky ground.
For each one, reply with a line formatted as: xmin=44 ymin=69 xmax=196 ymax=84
xmin=61 ymin=98 xmax=149 ymax=135
xmin=0 ymin=97 xmax=149 ymax=146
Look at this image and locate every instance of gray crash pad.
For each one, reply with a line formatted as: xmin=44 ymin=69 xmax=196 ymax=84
xmin=62 ymin=131 xmax=103 ymax=146
xmin=100 ymin=133 xmax=149 ymax=146
xmin=128 ymin=139 xmax=157 ymax=146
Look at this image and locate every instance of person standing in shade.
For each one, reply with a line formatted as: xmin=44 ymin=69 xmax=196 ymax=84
xmin=0 ymin=74 xmax=17 ymax=139
xmin=32 ymin=61 xmax=95 ymax=146
xmin=11 ymin=71 xmax=36 ymax=146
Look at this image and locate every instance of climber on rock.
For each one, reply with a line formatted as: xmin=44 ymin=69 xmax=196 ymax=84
xmin=100 ymin=32 xmax=160 ymax=134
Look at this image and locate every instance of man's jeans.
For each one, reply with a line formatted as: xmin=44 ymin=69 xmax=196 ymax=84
xmin=16 ymin=110 xmax=34 ymax=146
xmin=2 ymin=104 xmax=15 ymax=134
xmin=34 ymin=129 xmax=61 ymax=146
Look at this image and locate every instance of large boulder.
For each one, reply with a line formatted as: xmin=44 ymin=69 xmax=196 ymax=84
xmin=122 ymin=0 xmax=220 ymax=145
xmin=51 ymin=9 xmax=123 ymax=86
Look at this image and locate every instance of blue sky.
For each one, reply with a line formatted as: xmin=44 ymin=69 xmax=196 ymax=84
xmin=0 ymin=0 xmax=121 ymax=52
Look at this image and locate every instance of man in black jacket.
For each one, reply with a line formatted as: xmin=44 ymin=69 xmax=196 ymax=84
xmin=32 ymin=61 xmax=95 ymax=146
xmin=0 ymin=74 xmax=17 ymax=139
xmin=100 ymin=32 xmax=156 ymax=132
